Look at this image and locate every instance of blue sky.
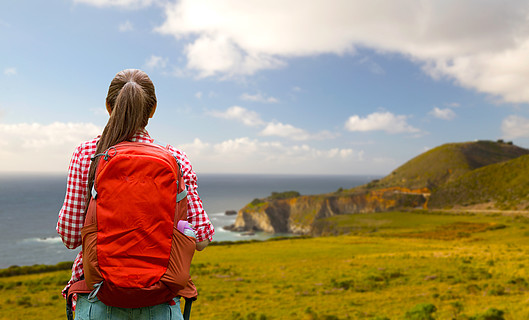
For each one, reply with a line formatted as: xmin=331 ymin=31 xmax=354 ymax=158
xmin=2 ymin=0 xmax=529 ymax=175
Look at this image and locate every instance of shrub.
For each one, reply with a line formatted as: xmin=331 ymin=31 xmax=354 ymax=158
xmin=250 ymin=198 xmax=264 ymax=206
xmin=474 ymin=308 xmax=505 ymax=320
xmin=268 ymin=191 xmax=300 ymax=200
xmin=16 ymin=296 xmax=32 ymax=307
xmin=450 ymin=301 xmax=464 ymax=318
xmin=0 ymin=261 xmax=73 ymax=277
xmin=488 ymin=284 xmax=505 ymax=296
xmin=404 ymin=303 xmax=437 ymax=320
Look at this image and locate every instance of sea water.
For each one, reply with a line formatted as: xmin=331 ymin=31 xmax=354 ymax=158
xmin=0 ymin=173 xmax=377 ymax=268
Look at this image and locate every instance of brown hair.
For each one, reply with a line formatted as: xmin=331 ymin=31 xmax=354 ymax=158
xmin=85 ymin=69 xmax=157 ymax=210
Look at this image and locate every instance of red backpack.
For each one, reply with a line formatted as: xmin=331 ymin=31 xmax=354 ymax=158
xmin=67 ymin=141 xmax=197 ymax=310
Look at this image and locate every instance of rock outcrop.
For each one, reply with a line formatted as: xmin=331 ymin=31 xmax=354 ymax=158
xmin=233 ymin=187 xmax=428 ymax=235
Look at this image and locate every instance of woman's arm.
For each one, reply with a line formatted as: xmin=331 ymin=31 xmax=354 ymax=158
xmin=57 ymin=144 xmax=92 ymax=249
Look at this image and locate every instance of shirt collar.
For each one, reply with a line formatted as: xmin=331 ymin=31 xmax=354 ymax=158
xmin=130 ymin=129 xmax=153 ymax=143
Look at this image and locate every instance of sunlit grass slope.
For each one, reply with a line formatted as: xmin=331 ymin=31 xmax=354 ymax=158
xmin=373 ymin=140 xmax=529 ymax=191
xmin=2 ymin=211 xmax=529 ymax=319
xmin=430 ymin=154 xmax=529 ymax=210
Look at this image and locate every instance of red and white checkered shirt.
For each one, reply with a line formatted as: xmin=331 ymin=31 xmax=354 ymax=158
xmin=57 ymin=130 xmax=214 ymax=296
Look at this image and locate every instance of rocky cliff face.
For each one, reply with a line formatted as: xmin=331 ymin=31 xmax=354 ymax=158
xmin=234 ymin=188 xmax=428 ymax=235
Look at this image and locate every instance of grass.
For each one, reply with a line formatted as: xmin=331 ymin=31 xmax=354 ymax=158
xmin=0 ymin=270 xmax=71 ymax=320
xmin=373 ymin=140 xmax=529 ymax=193
xmin=2 ymin=210 xmax=529 ymax=319
xmin=430 ymin=154 xmax=529 ymax=209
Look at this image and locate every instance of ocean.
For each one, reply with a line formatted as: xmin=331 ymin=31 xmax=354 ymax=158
xmin=0 ymin=173 xmax=377 ymax=269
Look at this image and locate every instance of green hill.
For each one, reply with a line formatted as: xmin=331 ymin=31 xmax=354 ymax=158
xmin=372 ymin=140 xmax=529 ymax=191
xmin=430 ymin=154 xmax=529 ymax=210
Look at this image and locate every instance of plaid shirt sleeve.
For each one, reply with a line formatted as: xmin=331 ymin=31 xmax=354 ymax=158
xmin=57 ymin=141 xmax=95 ymax=249
xmin=168 ymin=146 xmax=215 ymax=242
xmin=57 ymin=139 xmax=97 ymax=297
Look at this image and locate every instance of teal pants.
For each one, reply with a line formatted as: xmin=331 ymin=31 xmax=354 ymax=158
xmin=75 ymin=294 xmax=184 ymax=320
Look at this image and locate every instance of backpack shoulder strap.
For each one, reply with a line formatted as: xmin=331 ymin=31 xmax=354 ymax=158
xmin=152 ymin=139 xmax=188 ymax=202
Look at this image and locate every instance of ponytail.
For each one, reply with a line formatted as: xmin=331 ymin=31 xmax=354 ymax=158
xmin=85 ymin=69 xmax=157 ymax=211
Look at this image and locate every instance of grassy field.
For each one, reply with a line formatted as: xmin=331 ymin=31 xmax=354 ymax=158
xmin=2 ymin=210 xmax=529 ymax=319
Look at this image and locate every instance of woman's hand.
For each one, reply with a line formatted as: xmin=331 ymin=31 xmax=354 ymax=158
xmin=196 ymin=239 xmax=210 ymax=251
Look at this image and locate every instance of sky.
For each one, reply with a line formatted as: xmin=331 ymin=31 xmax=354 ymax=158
xmin=2 ymin=0 xmax=529 ymax=175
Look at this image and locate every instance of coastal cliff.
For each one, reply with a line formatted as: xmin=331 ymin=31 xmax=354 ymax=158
xmin=233 ymin=187 xmax=428 ymax=234
xmin=231 ymin=140 xmax=529 ymax=235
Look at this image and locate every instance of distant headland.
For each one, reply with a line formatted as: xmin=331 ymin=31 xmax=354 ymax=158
xmin=229 ymin=140 xmax=529 ymax=235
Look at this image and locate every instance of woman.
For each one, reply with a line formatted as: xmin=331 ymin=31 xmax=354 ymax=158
xmin=57 ymin=69 xmax=214 ymax=319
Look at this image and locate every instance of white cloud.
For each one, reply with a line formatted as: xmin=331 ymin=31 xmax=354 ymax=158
xmin=240 ymin=93 xmax=279 ymax=103
xmin=178 ymin=138 xmax=210 ymax=157
xmin=208 ymin=106 xmax=264 ymax=127
xmin=259 ymin=122 xmax=310 ymax=141
xmin=144 ymin=55 xmax=168 ymax=70
xmin=0 ymin=122 xmax=101 ymax=172
xmin=345 ymin=111 xmax=420 ymax=134
xmin=195 ymin=92 xmax=203 ymax=99
xmin=209 ymin=106 xmax=337 ymax=141
xmin=119 ymin=20 xmax=134 ymax=32
xmin=258 ymin=122 xmax=336 ymax=141
xmin=152 ymin=0 xmax=529 ymax=102
xmin=179 ymin=136 xmax=363 ymax=174
xmin=422 ymin=42 xmax=529 ymax=103
xmin=501 ymin=115 xmax=529 ymax=139
xmin=155 ymin=0 xmax=354 ymax=77
xmin=76 ymin=0 xmax=529 ymax=102
xmin=213 ymin=137 xmax=260 ymax=155
xmin=429 ymin=107 xmax=456 ymax=120
xmin=4 ymin=67 xmax=16 ymax=76
xmin=182 ymin=35 xmax=285 ymax=78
